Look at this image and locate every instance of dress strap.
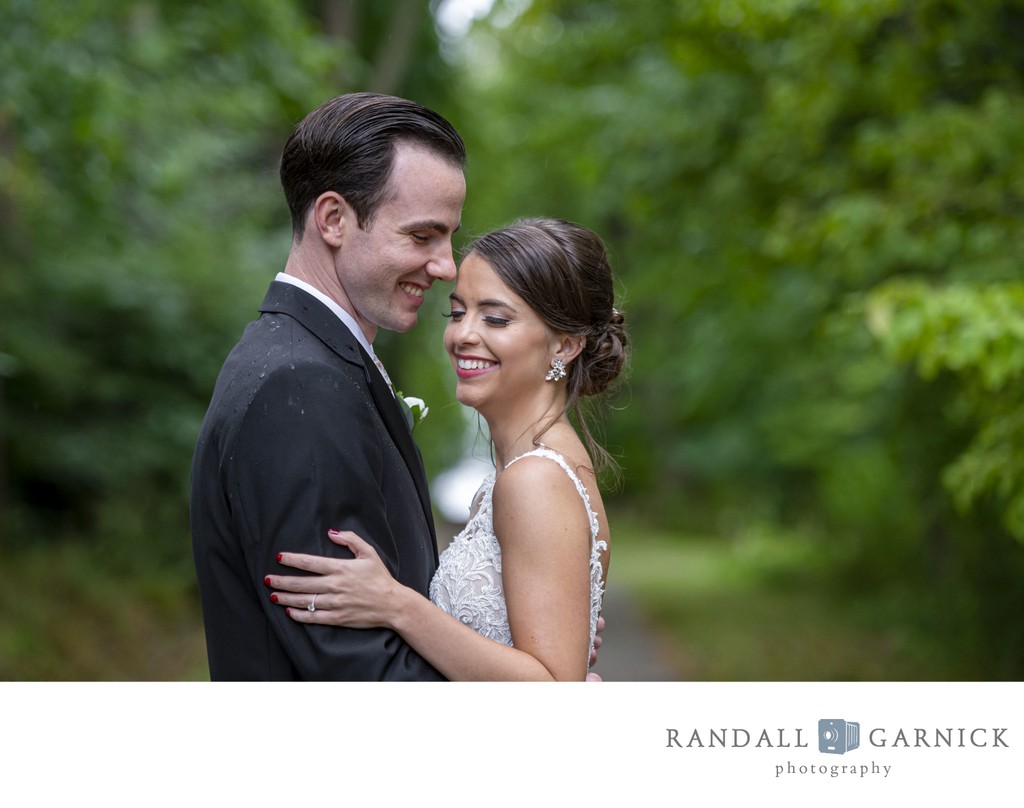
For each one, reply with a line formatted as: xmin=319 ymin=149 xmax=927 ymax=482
xmin=504 ymin=447 xmax=599 ymax=539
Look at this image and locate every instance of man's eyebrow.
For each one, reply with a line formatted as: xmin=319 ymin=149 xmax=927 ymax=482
xmin=408 ymin=219 xmax=461 ymax=235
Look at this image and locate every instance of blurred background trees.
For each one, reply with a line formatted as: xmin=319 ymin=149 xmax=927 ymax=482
xmin=2 ymin=0 xmax=1022 ymax=679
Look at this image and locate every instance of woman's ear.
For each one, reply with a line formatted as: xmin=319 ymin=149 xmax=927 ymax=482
xmin=554 ymin=334 xmax=585 ymax=365
xmin=312 ymin=191 xmax=348 ymax=248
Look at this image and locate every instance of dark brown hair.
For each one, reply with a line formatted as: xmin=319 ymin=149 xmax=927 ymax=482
xmin=279 ymin=93 xmax=466 ymax=237
xmin=466 ymin=218 xmax=629 ymax=472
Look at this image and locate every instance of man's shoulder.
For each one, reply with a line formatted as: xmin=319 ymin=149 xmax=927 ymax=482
xmin=227 ymin=332 xmax=368 ymax=408
xmin=200 ymin=342 xmax=375 ymax=459
xmin=208 ymin=315 xmax=367 ymax=419
xmin=232 ymin=303 xmax=361 ymax=368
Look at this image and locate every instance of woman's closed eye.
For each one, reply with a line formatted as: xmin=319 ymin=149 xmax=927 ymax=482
xmin=442 ymin=311 xmax=510 ymax=327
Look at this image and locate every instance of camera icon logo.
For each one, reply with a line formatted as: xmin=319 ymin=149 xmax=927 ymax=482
xmin=819 ymin=718 xmax=860 ymax=755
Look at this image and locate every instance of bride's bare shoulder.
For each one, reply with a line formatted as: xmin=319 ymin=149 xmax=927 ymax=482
xmin=492 ymin=452 xmax=591 ymax=530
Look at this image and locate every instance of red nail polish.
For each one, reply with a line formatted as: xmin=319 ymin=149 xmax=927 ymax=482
xmin=285 ymin=608 xmax=291 ymax=617
xmin=276 ymin=552 xmax=282 ymax=563
xmin=263 ymin=575 xmax=271 ymax=586
xmin=270 ymin=593 xmax=278 ymax=603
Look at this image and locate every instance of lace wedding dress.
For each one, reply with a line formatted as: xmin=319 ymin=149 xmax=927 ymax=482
xmin=428 ymin=447 xmax=606 ymax=671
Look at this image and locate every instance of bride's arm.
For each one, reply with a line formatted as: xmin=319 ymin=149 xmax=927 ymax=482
xmin=492 ymin=457 xmax=593 ymax=680
xmin=265 ymin=462 xmax=593 ymax=681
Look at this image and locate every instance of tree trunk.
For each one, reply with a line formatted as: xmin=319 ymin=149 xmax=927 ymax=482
xmin=367 ymin=0 xmax=424 ymax=95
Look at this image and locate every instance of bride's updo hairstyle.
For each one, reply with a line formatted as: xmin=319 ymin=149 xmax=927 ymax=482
xmin=465 ymin=217 xmax=629 ymax=472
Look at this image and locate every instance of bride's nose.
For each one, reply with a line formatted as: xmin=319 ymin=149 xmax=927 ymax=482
xmin=446 ymin=315 xmax=478 ymax=346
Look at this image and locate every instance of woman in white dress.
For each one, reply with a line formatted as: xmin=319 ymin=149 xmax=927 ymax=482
xmin=265 ymin=218 xmax=628 ymax=680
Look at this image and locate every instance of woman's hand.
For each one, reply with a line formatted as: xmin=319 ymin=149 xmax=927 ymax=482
xmin=585 ymin=615 xmax=605 ymax=681
xmin=264 ymin=530 xmax=401 ymax=629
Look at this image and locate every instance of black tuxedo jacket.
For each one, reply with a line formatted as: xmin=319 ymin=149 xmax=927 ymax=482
xmin=190 ymin=281 xmax=444 ymax=680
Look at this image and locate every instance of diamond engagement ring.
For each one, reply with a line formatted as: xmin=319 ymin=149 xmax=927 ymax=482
xmin=308 ymin=594 xmax=318 ymax=613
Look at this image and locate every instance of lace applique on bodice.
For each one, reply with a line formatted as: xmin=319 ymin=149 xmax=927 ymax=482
xmin=428 ymin=447 xmax=607 ymax=668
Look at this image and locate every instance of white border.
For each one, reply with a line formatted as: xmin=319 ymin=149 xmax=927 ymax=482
xmin=3 ymin=681 xmax=1021 ymax=803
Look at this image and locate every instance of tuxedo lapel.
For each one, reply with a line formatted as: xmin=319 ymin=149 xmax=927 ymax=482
xmin=356 ymin=341 xmax=438 ymax=536
xmin=259 ymin=282 xmax=438 ymax=554
xmin=259 ymin=281 xmax=362 ymax=365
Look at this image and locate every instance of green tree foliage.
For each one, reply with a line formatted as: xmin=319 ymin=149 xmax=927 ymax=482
xmin=450 ymin=0 xmax=1024 ymax=672
xmin=869 ymin=282 xmax=1024 ymax=539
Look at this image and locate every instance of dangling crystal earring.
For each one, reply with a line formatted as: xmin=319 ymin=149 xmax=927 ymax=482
xmin=545 ymin=357 xmax=567 ymax=382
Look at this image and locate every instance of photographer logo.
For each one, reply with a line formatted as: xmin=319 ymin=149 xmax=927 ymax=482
xmin=819 ymin=718 xmax=860 ymax=755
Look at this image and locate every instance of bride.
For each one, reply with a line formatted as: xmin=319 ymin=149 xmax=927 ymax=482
xmin=264 ymin=218 xmax=628 ymax=680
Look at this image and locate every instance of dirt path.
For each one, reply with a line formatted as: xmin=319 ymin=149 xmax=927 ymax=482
xmin=590 ymin=583 xmax=685 ymax=681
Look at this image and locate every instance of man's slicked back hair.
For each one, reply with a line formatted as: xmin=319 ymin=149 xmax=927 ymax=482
xmin=280 ymin=93 xmax=466 ymax=237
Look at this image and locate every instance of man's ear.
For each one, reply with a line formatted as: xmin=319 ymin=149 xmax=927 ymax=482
xmin=311 ymin=191 xmax=348 ymax=248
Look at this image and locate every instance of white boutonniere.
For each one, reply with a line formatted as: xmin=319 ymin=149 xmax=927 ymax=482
xmin=397 ymin=392 xmax=429 ymax=431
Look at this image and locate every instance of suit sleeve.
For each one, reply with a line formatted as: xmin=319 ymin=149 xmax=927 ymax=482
xmin=226 ymin=359 xmax=445 ymax=681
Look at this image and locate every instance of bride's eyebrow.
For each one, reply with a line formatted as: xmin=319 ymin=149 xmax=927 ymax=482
xmin=479 ymin=298 xmax=517 ymax=314
xmin=448 ymin=292 xmax=518 ymax=314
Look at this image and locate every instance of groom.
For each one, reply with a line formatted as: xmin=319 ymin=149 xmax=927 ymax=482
xmin=190 ymin=93 xmax=466 ymax=680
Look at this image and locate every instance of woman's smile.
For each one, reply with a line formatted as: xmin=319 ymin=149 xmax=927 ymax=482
xmin=454 ymin=354 xmax=498 ymax=379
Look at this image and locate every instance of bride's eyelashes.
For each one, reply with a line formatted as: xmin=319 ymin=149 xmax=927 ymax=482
xmin=441 ymin=311 xmax=510 ymax=327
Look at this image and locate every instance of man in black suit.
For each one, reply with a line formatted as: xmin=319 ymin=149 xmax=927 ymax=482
xmin=190 ymin=93 xmax=466 ymax=680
